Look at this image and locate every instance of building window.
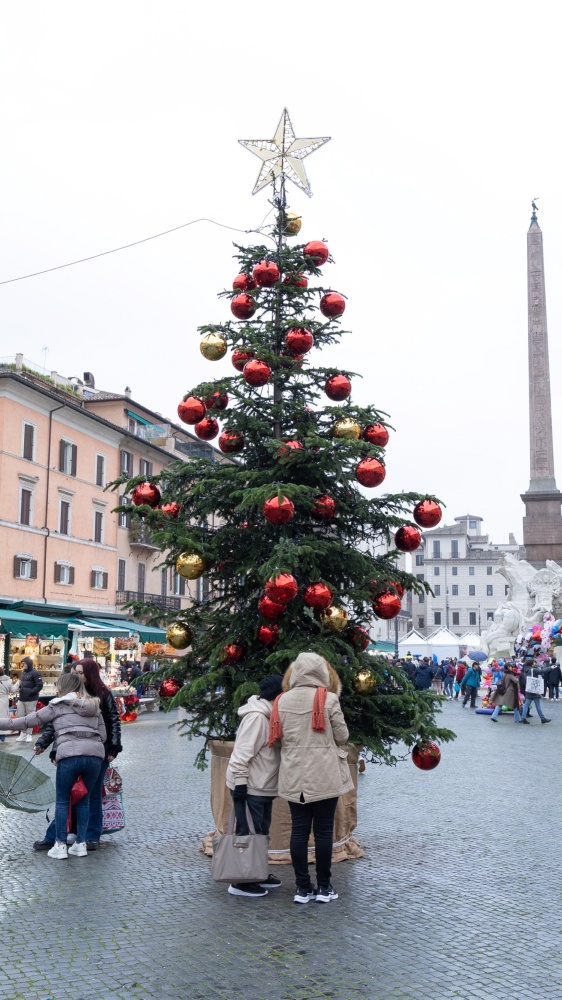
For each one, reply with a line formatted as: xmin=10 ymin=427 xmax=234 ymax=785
xmin=95 ymin=455 xmax=106 ymax=488
xmin=452 ymin=566 xmax=458 ymax=576
xmin=505 ymin=585 xmax=509 ymax=596
xmin=59 ymin=439 xmax=77 ymax=476
xmin=469 ymin=520 xmax=477 ymax=529
xmin=433 ymin=567 xmax=440 ymax=576
xmin=93 ymin=510 xmax=103 ymax=544
xmin=54 ymin=562 xmax=74 ymax=585
xmin=90 ymin=569 xmax=108 ymax=590
xmin=172 ymin=570 xmax=186 ymax=596
xmin=432 ymin=541 xmax=441 ymax=558
xmin=120 ymin=450 xmax=133 ymax=477
xmin=22 ymin=423 xmax=35 ymax=461
xmin=19 ymin=488 xmax=32 ymax=526
xmin=486 ymin=566 xmax=492 ymax=576
xmin=416 ymin=573 xmax=424 ymax=581
xmin=13 ymin=555 xmax=37 ymax=580
xmin=486 ymin=611 xmax=494 ymax=621
xmin=434 ymin=612 xmax=442 ymax=625
xmin=59 ymin=499 xmax=70 ymax=536
xmin=415 ymin=554 xmax=424 ymax=566
xmin=418 ymin=617 xmax=425 ymax=629
xmin=118 ymin=495 xmax=131 ymax=529
xmin=469 ymin=585 xmax=476 ymax=596
xmin=469 ymin=566 xmax=475 ymax=576
xmin=452 ymin=611 xmax=460 ymax=626
xmin=452 ymin=585 xmax=458 ymax=596
xmin=451 ymin=541 xmax=459 ymax=558
xmin=418 ymin=593 xmax=424 ymax=603
xmin=434 ymin=585 xmax=441 ymax=596
xmin=138 ymin=562 xmax=146 ymax=595
xmin=161 ymin=568 xmax=168 ymax=597
xmin=118 ymin=559 xmax=126 ymax=592
xmin=487 ymin=585 xmax=493 ymax=596
xmin=469 ymin=612 xmax=477 ymax=626
xmin=140 ymin=458 xmax=153 ymax=478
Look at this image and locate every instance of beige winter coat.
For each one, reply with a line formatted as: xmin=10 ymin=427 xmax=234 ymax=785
xmin=226 ymin=695 xmax=280 ymax=796
xmin=276 ymin=653 xmax=353 ymax=804
xmin=0 ymin=674 xmax=15 ymax=735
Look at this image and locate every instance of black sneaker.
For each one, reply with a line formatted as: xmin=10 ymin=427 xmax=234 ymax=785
xmin=293 ymin=885 xmax=316 ymax=904
xmin=86 ymin=841 xmax=98 ymax=851
xmin=316 ymin=885 xmax=338 ymax=903
xmin=521 ymin=719 xmax=530 ymax=725
xmin=541 ymin=718 xmax=552 ymax=724
xmin=258 ymin=874 xmax=281 ymax=889
xmin=33 ymin=839 xmax=55 ymax=852
xmin=228 ymin=882 xmax=268 ymax=897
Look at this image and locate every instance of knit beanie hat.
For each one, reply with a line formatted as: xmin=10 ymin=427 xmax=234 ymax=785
xmin=258 ymin=675 xmax=283 ymax=701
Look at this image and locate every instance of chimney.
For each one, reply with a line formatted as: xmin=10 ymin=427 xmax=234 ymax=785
xmin=15 ymin=353 xmax=23 ymax=372
xmin=124 ymin=387 xmax=132 ymax=399
xmin=83 ymin=371 xmax=95 ymax=388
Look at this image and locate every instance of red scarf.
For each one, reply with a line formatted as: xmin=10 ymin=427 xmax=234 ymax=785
xmin=268 ymin=687 xmax=327 ymax=747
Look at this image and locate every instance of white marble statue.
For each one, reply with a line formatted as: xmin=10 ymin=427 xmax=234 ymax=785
xmin=479 ymin=553 xmax=562 ymax=656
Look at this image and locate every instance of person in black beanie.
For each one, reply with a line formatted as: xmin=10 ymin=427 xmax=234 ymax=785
xmin=225 ymin=674 xmax=283 ymax=898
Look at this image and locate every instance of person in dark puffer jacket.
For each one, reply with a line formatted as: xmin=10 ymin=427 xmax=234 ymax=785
xmin=16 ymin=656 xmax=43 ymax=742
xmin=33 ymin=658 xmax=122 ymax=853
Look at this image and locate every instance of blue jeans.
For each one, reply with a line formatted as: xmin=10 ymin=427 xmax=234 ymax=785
xmin=85 ymin=757 xmax=109 ymax=843
xmin=522 ymin=697 xmax=546 ymax=721
xmin=491 ymin=704 xmax=521 ymax=722
xmin=54 ymin=756 xmax=103 ymax=844
xmin=443 ymin=677 xmax=454 ymax=697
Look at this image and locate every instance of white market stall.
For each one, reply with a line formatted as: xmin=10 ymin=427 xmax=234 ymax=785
xmin=458 ymin=631 xmax=482 ymax=651
xmin=426 ymin=627 xmax=461 ymax=661
xmin=397 ymin=629 xmax=430 ymax=659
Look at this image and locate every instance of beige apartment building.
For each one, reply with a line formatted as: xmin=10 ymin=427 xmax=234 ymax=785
xmin=0 ymin=360 xmax=221 ymax=615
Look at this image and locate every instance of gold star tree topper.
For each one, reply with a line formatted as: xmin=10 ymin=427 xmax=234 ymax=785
xmin=239 ymin=109 xmax=330 ymax=197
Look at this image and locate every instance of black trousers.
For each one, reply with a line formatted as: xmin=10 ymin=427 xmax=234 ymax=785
xmin=463 ymin=686 xmax=477 ymax=708
xmin=288 ymin=797 xmax=338 ymax=889
xmin=230 ymin=791 xmax=273 ymax=836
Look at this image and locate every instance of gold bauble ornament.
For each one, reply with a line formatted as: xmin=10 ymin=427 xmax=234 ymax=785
xmin=353 ymin=667 xmax=377 ymax=694
xmin=176 ymin=552 xmax=205 ymax=579
xmin=319 ymin=605 xmax=349 ymax=632
xmin=284 ymin=211 xmax=302 ymax=236
xmin=166 ymin=621 xmax=192 ymax=649
xmin=333 ymin=418 xmax=361 ymax=440
xmin=200 ymin=332 xmax=227 ymax=361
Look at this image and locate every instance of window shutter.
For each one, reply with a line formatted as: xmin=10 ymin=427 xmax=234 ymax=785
xmin=54 ymin=563 xmax=61 ymax=584
xmin=102 ymin=572 xmax=108 ymax=590
xmin=70 ymin=444 xmax=77 ymax=477
xmin=179 ymin=575 xmax=186 ymax=596
xmin=23 ymin=424 xmax=34 ymax=460
xmin=30 ymin=560 xmax=37 ymax=580
xmin=13 ymin=556 xmax=21 ymax=578
xmin=90 ymin=570 xmax=96 ymax=588
xmin=59 ymin=439 xmax=66 ymax=472
xmin=69 ymin=566 xmax=75 ymax=585
xmin=96 ymin=455 xmax=104 ymax=487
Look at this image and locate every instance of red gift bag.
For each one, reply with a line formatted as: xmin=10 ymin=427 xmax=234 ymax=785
xmin=67 ymin=775 xmax=88 ymax=832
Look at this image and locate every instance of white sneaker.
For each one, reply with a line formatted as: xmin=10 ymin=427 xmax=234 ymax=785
xmin=16 ymin=732 xmax=26 ymax=742
xmin=47 ymin=842 xmax=68 ymax=859
xmin=25 ymin=734 xmax=33 ymax=743
xmin=68 ymin=842 xmax=87 ymax=857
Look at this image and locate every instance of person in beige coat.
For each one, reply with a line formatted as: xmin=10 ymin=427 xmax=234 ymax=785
xmin=269 ymin=651 xmax=353 ymax=904
xmin=0 ymin=667 xmax=16 ymax=741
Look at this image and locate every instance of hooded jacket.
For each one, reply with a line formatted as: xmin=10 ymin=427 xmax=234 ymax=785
xmin=35 ymin=687 xmax=122 ymax=759
xmin=18 ymin=664 xmax=43 ymax=702
xmin=0 ymin=694 xmax=106 ymax=760
xmin=225 ymin=695 xmax=280 ymax=796
xmin=275 ymin=652 xmax=353 ymax=804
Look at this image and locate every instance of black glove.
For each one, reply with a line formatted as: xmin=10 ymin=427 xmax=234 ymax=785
xmin=232 ymin=784 xmax=248 ymax=803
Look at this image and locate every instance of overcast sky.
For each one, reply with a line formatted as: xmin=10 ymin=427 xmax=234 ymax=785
xmin=2 ymin=2 xmax=562 ymax=545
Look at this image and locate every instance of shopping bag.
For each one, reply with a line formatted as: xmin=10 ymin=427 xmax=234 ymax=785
xmin=211 ymin=807 xmax=269 ymax=884
xmin=525 ymin=672 xmax=543 ymax=695
xmin=103 ymin=766 xmax=123 ymax=795
xmin=67 ymin=775 xmax=88 ymax=832
xmin=101 ymin=791 xmax=125 ymax=834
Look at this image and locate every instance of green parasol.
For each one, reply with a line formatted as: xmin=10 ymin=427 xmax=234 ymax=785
xmin=0 ymin=750 xmax=55 ymax=812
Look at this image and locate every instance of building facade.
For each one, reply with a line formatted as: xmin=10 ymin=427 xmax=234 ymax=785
xmin=413 ymin=514 xmax=520 ymax=637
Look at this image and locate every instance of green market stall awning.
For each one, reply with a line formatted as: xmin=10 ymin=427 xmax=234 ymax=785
xmin=367 ymin=641 xmax=395 ymax=653
xmin=76 ymin=619 xmax=167 ymax=643
xmin=0 ymin=610 xmax=69 ymax=639
xmin=68 ymin=619 xmax=131 ymax=639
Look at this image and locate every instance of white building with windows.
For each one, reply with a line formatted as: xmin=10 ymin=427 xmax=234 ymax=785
xmin=413 ymin=514 xmax=521 ymax=637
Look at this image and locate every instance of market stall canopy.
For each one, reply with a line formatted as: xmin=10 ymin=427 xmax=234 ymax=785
xmin=68 ymin=618 xmax=131 ymax=639
xmin=367 ymin=640 xmax=395 ymax=653
xmin=87 ymin=618 xmax=167 ymax=643
xmin=459 ymin=631 xmax=482 ymax=649
xmin=397 ymin=629 xmax=430 ymax=657
xmin=0 ymin=610 xmax=69 ymax=639
xmin=426 ymin=627 xmax=461 ymax=660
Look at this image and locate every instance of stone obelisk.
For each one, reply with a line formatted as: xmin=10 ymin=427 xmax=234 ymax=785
xmin=521 ymin=204 xmax=562 ymax=566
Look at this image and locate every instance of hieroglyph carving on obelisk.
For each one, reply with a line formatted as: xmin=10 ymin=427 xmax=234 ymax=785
xmin=527 ymin=216 xmax=557 ymax=491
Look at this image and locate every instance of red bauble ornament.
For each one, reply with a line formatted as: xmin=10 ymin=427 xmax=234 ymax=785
xmin=284 ymin=273 xmax=308 ymax=288
xmin=412 ymin=742 xmax=441 ymax=771
xmin=194 ymin=416 xmax=219 ymax=441
xmin=218 ymin=431 xmax=245 ymax=454
xmin=356 ymin=458 xmax=386 ymax=487
xmin=263 ymin=495 xmax=295 ymax=525
xmin=303 ymin=240 xmax=329 ymax=266
xmin=161 ymin=502 xmax=181 ymax=518
xmin=204 ymin=390 xmax=229 ymax=411
xmin=222 ymin=642 xmax=245 ymax=664
xmin=277 ymin=440 xmax=303 ymax=458
xmin=231 ymin=293 xmax=257 ymax=319
xmin=311 ymin=494 xmax=336 ymax=520
xmin=320 ymin=293 xmax=346 ymax=318
xmin=325 ymin=374 xmax=351 ymax=401
xmin=159 ymin=679 xmax=180 ymax=698
xmin=253 ymin=260 xmax=280 ymax=286
xmin=285 ymin=327 xmax=314 ymax=356
xmin=177 ymin=396 xmax=205 ymax=425
xmin=258 ymin=595 xmax=286 ymax=620
xmin=243 ymin=359 xmax=271 ymax=387
xmin=303 ymin=582 xmax=332 ymax=610
xmin=390 ymin=581 xmax=405 ymax=598
xmin=233 ymin=273 xmax=257 ymax=291
xmin=413 ymin=499 xmax=443 ymax=529
xmin=131 ymin=482 xmax=161 ymax=508
xmin=363 ymin=423 xmax=389 ymax=447
xmin=394 ymin=525 xmax=422 ymax=552
xmin=258 ymin=624 xmax=279 ymax=646
xmin=265 ymin=573 xmax=298 ymax=604
xmin=279 ymin=353 xmax=304 ymax=370
xmin=232 ymin=348 xmax=254 ymax=371
xmin=348 ymin=625 xmax=370 ymax=651
xmin=372 ymin=592 xmax=401 ymax=619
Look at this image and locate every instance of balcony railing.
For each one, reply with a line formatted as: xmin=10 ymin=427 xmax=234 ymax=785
xmin=174 ymin=437 xmax=215 ymax=460
xmin=129 ymin=522 xmax=160 ymax=550
xmin=116 ymin=591 xmax=181 ymax=611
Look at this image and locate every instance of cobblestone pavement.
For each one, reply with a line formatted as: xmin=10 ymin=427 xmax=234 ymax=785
xmin=2 ymin=699 xmax=562 ymax=1000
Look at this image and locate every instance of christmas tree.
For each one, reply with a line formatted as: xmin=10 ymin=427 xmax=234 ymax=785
xmin=116 ymin=110 xmax=455 ymax=768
